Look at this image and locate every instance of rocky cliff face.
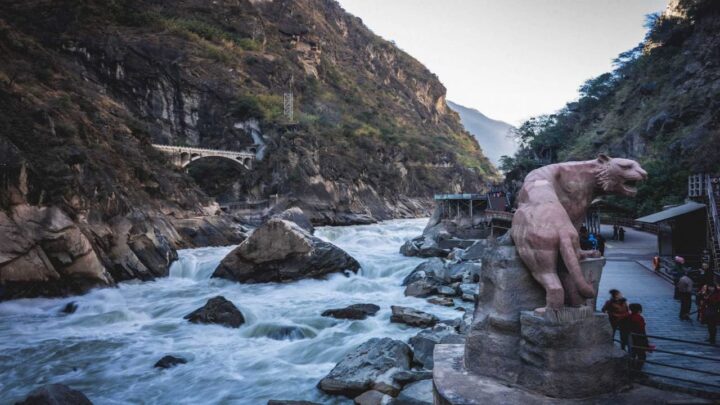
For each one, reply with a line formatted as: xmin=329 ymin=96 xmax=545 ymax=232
xmin=502 ymin=0 xmax=720 ymax=214
xmin=0 ymin=0 xmax=495 ymax=298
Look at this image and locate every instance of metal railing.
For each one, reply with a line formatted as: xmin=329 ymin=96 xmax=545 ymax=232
xmin=625 ymin=332 xmax=720 ymax=396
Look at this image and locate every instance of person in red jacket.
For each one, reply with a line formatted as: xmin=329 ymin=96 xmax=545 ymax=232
xmin=627 ymin=303 xmax=650 ymax=371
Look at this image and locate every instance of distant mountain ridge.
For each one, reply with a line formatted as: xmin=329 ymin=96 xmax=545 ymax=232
xmin=447 ymin=101 xmax=517 ymax=166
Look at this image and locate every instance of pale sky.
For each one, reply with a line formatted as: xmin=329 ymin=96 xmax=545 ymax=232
xmin=336 ymin=0 xmax=668 ymax=125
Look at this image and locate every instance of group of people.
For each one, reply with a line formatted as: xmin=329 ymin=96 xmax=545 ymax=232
xmin=579 ymin=226 xmax=606 ymax=256
xmin=601 ymin=289 xmax=650 ymax=371
xmin=612 ymin=225 xmax=626 ymax=241
xmin=673 ymin=256 xmax=720 ymax=344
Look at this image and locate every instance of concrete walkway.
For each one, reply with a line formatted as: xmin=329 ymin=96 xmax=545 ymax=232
xmin=597 ymin=225 xmax=720 ymax=395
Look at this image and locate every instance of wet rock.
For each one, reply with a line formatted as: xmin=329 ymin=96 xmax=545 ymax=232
xmin=443 ymin=262 xmax=480 ymax=283
xmin=249 ymin=323 xmax=316 ymax=341
xmin=353 ymin=390 xmax=392 ymax=405
xmin=60 ymin=302 xmax=78 ymax=314
xmin=436 ymin=286 xmax=457 ymax=296
xmin=322 ymin=304 xmax=380 ymax=320
xmin=458 ymin=283 xmax=478 ymax=302
xmin=390 ymin=379 xmax=432 ymax=405
xmin=154 ymin=355 xmax=187 ymax=369
xmin=409 ymin=324 xmax=461 ymax=369
xmin=403 ymin=279 xmax=439 ymax=298
xmin=399 ymin=236 xmax=448 ymax=258
xmin=272 ymin=207 xmax=315 ymax=234
xmin=318 ymin=337 xmax=412 ymax=397
xmin=213 ymin=219 xmax=360 ymax=283
xmin=391 ymin=370 xmax=433 ymax=386
xmin=390 ymin=306 xmax=438 ymax=328
xmin=184 ymin=296 xmax=245 ymax=328
xmin=401 ymin=258 xmax=445 ymax=286
xmin=0 ymin=206 xmax=113 ymax=300
xmin=427 ymin=297 xmax=454 ymax=307
xmin=172 ymin=216 xmax=247 ymax=247
xmin=16 ymin=384 xmax=93 ymax=405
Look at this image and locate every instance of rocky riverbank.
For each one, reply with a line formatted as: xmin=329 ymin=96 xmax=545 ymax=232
xmin=314 ymin=228 xmax=487 ymax=404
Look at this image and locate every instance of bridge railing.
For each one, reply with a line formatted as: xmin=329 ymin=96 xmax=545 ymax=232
xmin=152 ymin=144 xmax=255 ymax=157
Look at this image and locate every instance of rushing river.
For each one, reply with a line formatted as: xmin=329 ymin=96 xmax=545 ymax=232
xmin=0 ymin=219 xmax=466 ymax=404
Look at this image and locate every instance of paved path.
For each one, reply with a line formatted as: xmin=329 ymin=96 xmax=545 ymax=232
xmin=597 ymin=225 xmax=720 ymax=394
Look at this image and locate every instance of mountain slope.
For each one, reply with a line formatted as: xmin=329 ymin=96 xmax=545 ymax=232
xmin=0 ymin=0 xmax=496 ymax=298
xmin=447 ymin=100 xmax=516 ymax=166
xmin=502 ymin=0 xmax=720 ymax=215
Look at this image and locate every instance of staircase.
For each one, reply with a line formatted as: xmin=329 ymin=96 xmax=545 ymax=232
xmin=705 ymin=176 xmax=720 ymax=273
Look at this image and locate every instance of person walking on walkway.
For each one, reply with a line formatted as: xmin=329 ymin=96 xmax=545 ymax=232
xmin=612 ymin=224 xmax=619 ymax=241
xmin=598 ymin=234 xmax=606 ymax=256
xmin=618 ymin=226 xmax=625 ymax=241
xmin=672 ymin=256 xmax=686 ymax=300
xmin=677 ymin=270 xmax=694 ymax=321
xmin=700 ymin=283 xmax=720 ymax=345
xmin=628 ymin=303 xmax=650 ymax=371
xmin=602 ymin=289 xmax=630 ymax=349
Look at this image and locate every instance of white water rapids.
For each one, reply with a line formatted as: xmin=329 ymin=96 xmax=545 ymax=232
xmin=0 ymin=219 xmax=467 ymax=404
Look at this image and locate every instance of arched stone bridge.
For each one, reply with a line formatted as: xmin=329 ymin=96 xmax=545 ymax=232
xmin=152 ymin=144 xmax=255 ymax=169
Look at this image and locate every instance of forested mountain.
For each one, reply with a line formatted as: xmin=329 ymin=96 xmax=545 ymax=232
xmin=0 ymin=0 xmax=496 ymax=298
xmin=501 ymin=0 xmax=720 ymax=215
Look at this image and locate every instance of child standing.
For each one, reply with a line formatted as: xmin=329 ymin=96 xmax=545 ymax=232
xmin=627 ymin=303 xmax=650 ymax=371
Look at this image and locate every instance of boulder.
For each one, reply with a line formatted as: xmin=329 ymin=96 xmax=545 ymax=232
xmin=213 ymin=219 xmax=359 ymax=283
xmin=427 ymin=297 xmax=454 ymax=307
xmin=354 ymin=390 xmax=392 ymax=405
xmin=16 ymin=384 xmax=92 ymax=405
xmin=459 ymin=240 xmax=488 ymax=261
xmin=391 ymin=370 xmax=433 ymax=385
xmin=0 ymin=207 xmax=113 ymax=300
xmin=436 ymin=286 xmax=457 ymax=296
xmin=322 ymin=304 xmax=380 ymax=320
xmin=409 ymin=324 xmax=462 ymax=369
xmin=154 ymin=355 xmax=187 ymax=369
xmin=390 ymin=306 xmax=438 ymax=328
xmin=442 ymin=262 xmax=480 ymax=283
xmin=318 ymin=338 xmax=412 ymax=397
xmin=60 ymin=302 xmax=78 ymax=314
xmin=390 ymin=379 xmax=432 ymax=405
xmin=458 ymin=283 xmax=478 ymax=302
xmin=403 ymin=279 xmax=439 ymax=298
xmin=399 ymin=236 xmax=448 ymax=258
xmin=402 ymin=258 xmax=445 ymax=286
xmin=184 ymin=296 xmax=245 ymax=328
xmin=272 ymin=207 xmax=315 ymax=234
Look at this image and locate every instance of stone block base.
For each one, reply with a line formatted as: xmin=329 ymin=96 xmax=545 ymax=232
xmin=433 ymin=344 xmax=710 ymax=405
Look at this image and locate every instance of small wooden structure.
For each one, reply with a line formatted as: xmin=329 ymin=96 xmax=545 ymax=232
xmin=434 ymin=191 xmax=513 ymax=237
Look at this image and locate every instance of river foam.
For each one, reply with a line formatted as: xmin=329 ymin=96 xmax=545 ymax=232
xmin=0 ymin=218 xmax=465 ymax=404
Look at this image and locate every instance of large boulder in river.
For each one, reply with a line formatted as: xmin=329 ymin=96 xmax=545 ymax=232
xmin=184 ymin=296 xmax=245 ymax=328
xmin=213 ymin=219 xmax=359 ymax=283
xmin=390 ymin=306 xmax=438 ymax=328
xmin=16 ymin=384 xmax=93 ymax=405
xmin=401 ymin=258 xmax=445 ymax=286
xmin=318 ymin=337 xmax=412 ymax=397
xmin=322 ymin=303 xmax=380 ymax=320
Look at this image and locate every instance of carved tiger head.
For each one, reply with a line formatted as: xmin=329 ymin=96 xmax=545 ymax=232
xmin=595 ymin=154 xmax=648 ymax=197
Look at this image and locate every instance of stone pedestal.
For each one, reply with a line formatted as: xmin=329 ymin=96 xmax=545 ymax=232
xmin=440 ymin=240 xmax=629 ymax=402
xmin=517 ymin=308 xmax=628 ymax=398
